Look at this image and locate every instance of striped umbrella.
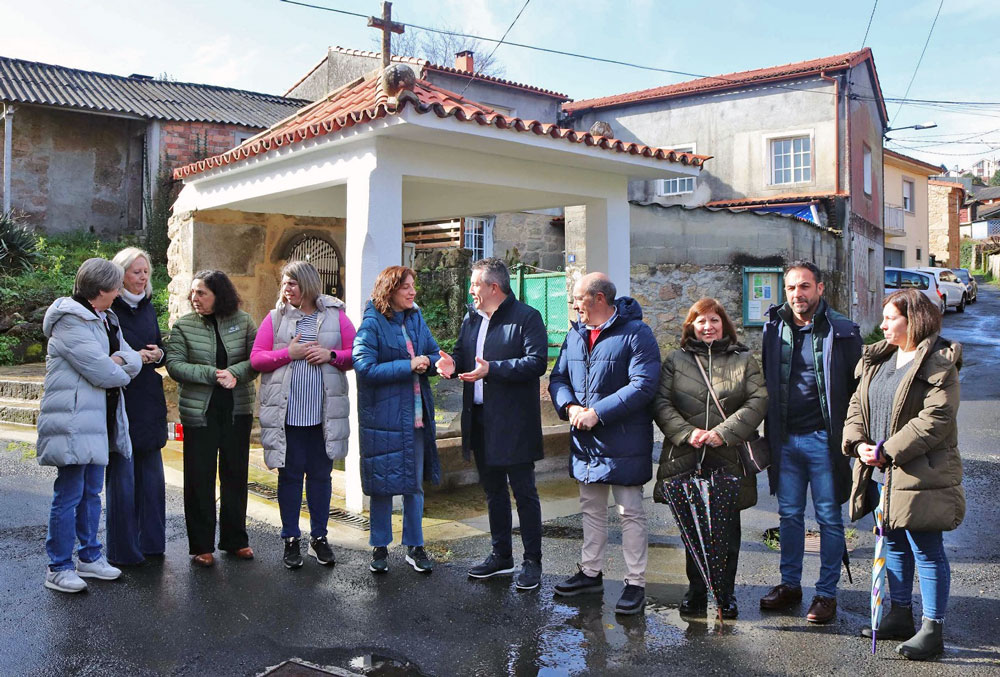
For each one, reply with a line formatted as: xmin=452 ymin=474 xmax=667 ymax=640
xmin=870 ymin=441 xmax=890 ymax=654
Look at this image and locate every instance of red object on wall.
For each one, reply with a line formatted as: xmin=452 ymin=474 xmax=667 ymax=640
xmin=174 ymin=423 xmax=184 ymax=441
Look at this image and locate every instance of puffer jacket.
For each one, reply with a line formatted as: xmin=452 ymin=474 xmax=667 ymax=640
xmin=37 ymin=297 xmax=142 ymax=467
xmin=165 ymin=310 xmax=257 ymax=427
xmin=653 ymin=338 xmax=768 ymax=510
xmin=548 ymin=297 xmax=661 ymax=486
xmin=843 ymin=334 xmax=965 ymax=532
xmin=353 ymin=301 xmax=441 ymax=497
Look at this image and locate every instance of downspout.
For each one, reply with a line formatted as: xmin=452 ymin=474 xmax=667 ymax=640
xmin=2 ymin=103 xmax=13 ymax=213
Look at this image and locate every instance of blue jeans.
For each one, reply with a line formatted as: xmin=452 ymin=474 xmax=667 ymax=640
xmin=369 ymin=430 xmax=425 ymax=548
xmin=777 ymin=430 xmax=844 ymax=598
xmin=46 ymin=464 xmax=105 ymax=571
xmin=885 ymin=523 xmax=950 ymax=621
xmin=278 ymin=425 xmax=334 ymax=539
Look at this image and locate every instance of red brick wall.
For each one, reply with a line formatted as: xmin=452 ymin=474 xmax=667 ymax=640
xmin=159 ymin=121 xmax=261 ymax=174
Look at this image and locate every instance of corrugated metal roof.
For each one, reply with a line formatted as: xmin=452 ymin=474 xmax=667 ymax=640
xmin=0 ymin=56 xmax=309 ymax=127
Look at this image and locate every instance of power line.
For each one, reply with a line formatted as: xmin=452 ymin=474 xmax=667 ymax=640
xmin=860 ymin=0 xmax=878 ymax=49
xmin=459 ymin=0 xmax=530 ymax=97
xmin=890 ymin=0 xmax=943 ymax=127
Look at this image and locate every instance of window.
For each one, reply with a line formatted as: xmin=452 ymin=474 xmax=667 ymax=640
xmin=916 ymin=247 xmax=922 ymax=261
xmin=900 ymin=271 xmax=929 ymax=290
xmin=233 ymin=130 xmax=255 ymax=147
xmin=884 ymin=270 xmax=899 ymax=289
xmin=863 ymin=145 xmax=872 ymax=196
xmin=902 ymin=180 xmax=915 ymax=213
xmin=463 ymin=216 xmax=494 ymax=261
xmin=656 ymin=176 xmax=696 ymax=196
xmin=770 ymin=136 xmax=811 ymax=184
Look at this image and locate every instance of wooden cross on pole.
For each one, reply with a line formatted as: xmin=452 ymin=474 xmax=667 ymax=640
xmin=368 ymin=1 xmax=404 ymax=68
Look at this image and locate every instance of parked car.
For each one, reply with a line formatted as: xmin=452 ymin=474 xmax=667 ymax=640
xmin=917 ymin=267 xmax=968 ymax=313
xmin=885 ymin=267 xmax=945 ymax=314
xmin=952 ymin=268 xmax=978 ymax=303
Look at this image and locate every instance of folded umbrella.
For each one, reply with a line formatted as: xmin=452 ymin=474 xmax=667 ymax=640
xmin=870 ymin=441 xmax=891 ymax=654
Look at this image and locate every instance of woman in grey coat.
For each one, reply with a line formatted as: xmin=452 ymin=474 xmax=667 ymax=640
xmin=38 ymin=258 xmax=142 ymax=593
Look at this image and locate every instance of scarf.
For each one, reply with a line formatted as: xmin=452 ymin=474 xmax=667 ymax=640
xmin=121 ymin=288 xmax=146 ymax=309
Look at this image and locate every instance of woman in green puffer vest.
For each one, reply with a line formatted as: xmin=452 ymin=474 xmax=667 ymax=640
xmin=653 ymin=297 xmax=768 ymax=620
xmin=165 ymin=270 xmax=257 ymax=567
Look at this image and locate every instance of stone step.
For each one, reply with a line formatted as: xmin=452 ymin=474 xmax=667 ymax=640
xmin=0 ymin=379 xmax=44 ymax=401
xmin=0 ymin=397 xmax=40 ymax=426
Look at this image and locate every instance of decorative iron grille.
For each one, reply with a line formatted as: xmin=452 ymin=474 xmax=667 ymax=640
xmin=287 ymin=236 xmax=342 ymax=298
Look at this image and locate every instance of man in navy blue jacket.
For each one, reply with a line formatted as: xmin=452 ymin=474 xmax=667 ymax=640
xmin=437 ymin=258 xmax=548 ymax=591
xmin=548 ymin=272 xmax=661 ymax=615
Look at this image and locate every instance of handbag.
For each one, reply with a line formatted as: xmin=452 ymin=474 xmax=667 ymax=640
xmin=692 ymin=353 xmax=771 ymax=476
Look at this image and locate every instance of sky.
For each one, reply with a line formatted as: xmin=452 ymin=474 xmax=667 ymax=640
xmin=2 ymin=0 xmax=999 ymax=172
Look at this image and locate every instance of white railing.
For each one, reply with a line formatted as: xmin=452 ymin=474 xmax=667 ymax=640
xmin=884 ymin=203 xmax=905 ymax=235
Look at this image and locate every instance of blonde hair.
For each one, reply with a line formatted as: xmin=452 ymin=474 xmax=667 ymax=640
xmin=372 ymin=266 xmax=416 ymax=319
xmin=111 ymin=247 xmax=153 ymax=298
xmin=278 ymin=260 xmax=324 ymax=306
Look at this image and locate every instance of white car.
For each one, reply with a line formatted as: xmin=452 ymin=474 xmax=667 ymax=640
xmin=884 ymin=267 xmax=945 ymax=314
xmin=916 ymin=267 xmax=968 ymax=313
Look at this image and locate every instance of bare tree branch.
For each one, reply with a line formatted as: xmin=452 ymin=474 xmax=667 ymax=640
xmin=373 ymin=24 xmax=505 ymax=77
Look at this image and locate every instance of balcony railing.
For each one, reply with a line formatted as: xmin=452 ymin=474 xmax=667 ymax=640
xmin=884 ymin=203 xmax=906 ymax=237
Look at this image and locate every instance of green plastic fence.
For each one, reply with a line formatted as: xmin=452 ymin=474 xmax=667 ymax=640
xmin=512 ymin=270 xmax=569 ymax=357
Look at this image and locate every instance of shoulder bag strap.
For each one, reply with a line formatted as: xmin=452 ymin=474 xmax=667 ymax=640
xmin=692 ymin=353 xmax=728 ymax=420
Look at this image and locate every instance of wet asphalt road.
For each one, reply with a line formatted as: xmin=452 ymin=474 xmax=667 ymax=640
xmin=1 ymin=283 xmax=998 ymax=676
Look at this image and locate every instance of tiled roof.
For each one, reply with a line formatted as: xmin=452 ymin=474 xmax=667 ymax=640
xmin=929 ymin=179 xmax=965 ymax=189
xmin=970 ymin=185 xmax=1000 ymax=201
xmin=563 ymin=48 xmax=885 ymax=119
xmin=706 ymin=193 xmax=846 ymax=208
xmin=0 ymin=55 xmax=308 ymax=127
xmin=175 ymin=74 xmax=710 ymax=180
xmin=286 ymin=47 xmax=569 ymax=101
xmin=883 ymin=148 xmax=943 ymax=175
xmin=978 ymin=202 xmax=1000 ymax=220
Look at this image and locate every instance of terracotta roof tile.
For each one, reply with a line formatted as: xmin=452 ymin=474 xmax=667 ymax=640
xmin=706 ymin=193 xmax=846 ymax=208
xmin=928 ymin=179 xmax=965 ymax=189
xmin=175 ymin=74 xmax=709 ymax=180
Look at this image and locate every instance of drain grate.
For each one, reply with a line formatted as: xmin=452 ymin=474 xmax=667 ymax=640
xmin=329 ymin=507 xmax=370 ymax=531
xmin=247 ymin=482 xmax=278 ymax=501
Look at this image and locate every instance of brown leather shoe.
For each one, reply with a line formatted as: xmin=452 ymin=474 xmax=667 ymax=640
xmin=191 ymin=553 xmax=214 ymax=567
xmin=231 ymin=547 xmax=254 ymax=560
xmin=806 ymin=595 xmax=837 ymax=624
xmin=760 ymin=583 xmax=803 ymax=610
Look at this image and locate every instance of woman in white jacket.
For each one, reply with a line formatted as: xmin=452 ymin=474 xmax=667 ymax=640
xmin=38 ymin=258 xmax=141 ymax=593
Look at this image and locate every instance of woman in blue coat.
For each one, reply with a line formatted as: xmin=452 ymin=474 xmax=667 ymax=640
xmin=105 ymin=248 xmax=168 ymax=565
xmin=353 ymin=266 xmax=442 ymax=575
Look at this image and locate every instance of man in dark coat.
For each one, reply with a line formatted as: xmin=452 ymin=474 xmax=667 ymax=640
xmin=437 ymin=258 xmax=548 ymax=591
xmin=548 ymin=273 xmax=661 ymax=615
xmin=758 ymin=260 xmax=862 ymax=625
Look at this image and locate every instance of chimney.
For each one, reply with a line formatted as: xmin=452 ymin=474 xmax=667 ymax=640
xmin=455 ymin=50 xmax=474 ymax=72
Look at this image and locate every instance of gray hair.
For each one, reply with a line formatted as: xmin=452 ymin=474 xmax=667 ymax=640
xmin=74 ymin=258 xmax=124 ymax=300
xmin=784 ymin=260 xmax=822 ymax=284
xmin=471 ymin=257 xmax=511 ymax=295
xmin=278 ymin=260 xmax=324 ymax=305
xmin=111 ymin=246 xmax=153 ymax=298
xmin=584 ymin=276 xmax=616 ymax=304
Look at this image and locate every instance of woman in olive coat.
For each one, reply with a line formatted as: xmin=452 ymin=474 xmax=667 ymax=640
xmin=653 ymin=298 xmax=768 ymax=619
xmin=843 ymin=289 xmax=964 ymax=661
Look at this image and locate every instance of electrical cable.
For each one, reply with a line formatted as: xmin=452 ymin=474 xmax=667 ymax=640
xmin=459 ymin=0 xmax=531 ymax=97
xmin=889 ymin=0 xmax=943 ymax=127
xmin=860 ymin=0 xmax=878 ymax=49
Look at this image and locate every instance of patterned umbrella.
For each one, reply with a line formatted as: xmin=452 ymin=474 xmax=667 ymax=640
xmin=663 ymin=468 xmax=742 ymax=622
xmin=870 ymin=441 xmax=891 ymax=654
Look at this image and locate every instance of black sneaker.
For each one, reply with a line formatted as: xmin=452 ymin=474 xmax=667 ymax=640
xmin=308 ymin=537 xmax=336 ymax=566
xmin=405 ymin=546 xmax=434 ymax=573
xmin=554 ymin=565 xmax=604 ymax=597
xmin=515 ymin=559 xmax=542 ymax=591
xmin=468 ymin=552 xmax=516 ymax=579
xmin=282 ymin=537 xmax=303 ymax=569
xmin=615 ymin=584 xmax=646 ymax=615
xmin=369 ymin=546 xmax=389 ymax=574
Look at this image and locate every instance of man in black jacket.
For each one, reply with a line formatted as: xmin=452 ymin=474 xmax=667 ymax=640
xmin=437 ymin=258 xmax=548 ymax=591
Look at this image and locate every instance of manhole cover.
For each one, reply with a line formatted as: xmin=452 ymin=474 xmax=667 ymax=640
xmin=248 ymin=482 xmax=278 ymax=501
xmin=260 ymin=658 xmax=358 ymax=676
xmin=329 ymin=507 xmax=370 ymax=531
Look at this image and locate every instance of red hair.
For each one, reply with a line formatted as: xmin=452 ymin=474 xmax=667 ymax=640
xmin=680 ymin=297 xmax=739 ymax=347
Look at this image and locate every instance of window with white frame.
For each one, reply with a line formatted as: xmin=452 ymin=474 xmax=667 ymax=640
xmin=903 ymin=179 xmax=914 ymax=212
xmin=463 ymin=216 xmax=494 ymax=261
xmin=863 ymin=145 xmax=872 ymax=196
xmin=656 ymin=144 xmax=697 ymax=196
xmin=770 ymin=136 xmax=811 ymax=184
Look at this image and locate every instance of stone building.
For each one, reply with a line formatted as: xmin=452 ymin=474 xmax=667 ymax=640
xmin=0 ymin=55 xmax=306 ymax=235
xmin=928 ymin=179 xmax=966 ymax=267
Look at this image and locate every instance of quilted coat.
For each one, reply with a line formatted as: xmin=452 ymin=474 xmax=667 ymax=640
xmin=843 ymin=335 xmax=965 ymax=532
xmin=353 ymin=301 xmax=441 ymax=497
xmin=653 ymin=338 xmax=768 ymax=509
xmin=164 ymin=310 xmax=257 ymax=427
xmin=549 ymin=297 xmax=662 ymax=486
xmin=112 ymin=295 xmax=167 ymax=452
xmin=37 ymin=297 xmax=142 ymax=467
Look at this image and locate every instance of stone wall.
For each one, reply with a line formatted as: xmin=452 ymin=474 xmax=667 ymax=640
xmin=493 ymin=211 xmax=565 ymax=271
xmin=928 ymin=183 xmax=961 ymax=267
xmin=167 ymin=209 xmax=346 ymax=326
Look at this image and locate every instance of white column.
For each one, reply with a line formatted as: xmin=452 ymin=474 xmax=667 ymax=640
xmin=2 ymin=105 xmax=13 ymax=213
xmin=583 ymin=188 xmax=631 ymax=296
xmin=343 ymin=155 xmax=403 ymax=513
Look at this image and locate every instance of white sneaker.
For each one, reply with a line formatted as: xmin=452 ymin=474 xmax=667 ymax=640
xmin=77 ymin=556 xmax=122 ymax=580
xmin=44 ymin=568 xmax=88 ymax=593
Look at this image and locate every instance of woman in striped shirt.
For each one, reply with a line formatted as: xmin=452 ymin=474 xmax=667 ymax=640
xmin=251 ymin=261 xmax=356 ymax=570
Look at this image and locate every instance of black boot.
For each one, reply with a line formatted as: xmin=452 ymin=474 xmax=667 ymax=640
xmin=897 ymin=618 xmax=944 ymax=661
xmin=861 ymin=604 xmax=915 ymax=640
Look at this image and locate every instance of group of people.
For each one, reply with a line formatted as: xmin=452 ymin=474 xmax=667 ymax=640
xmin=37 ymin=253 xmax=963 ymax=661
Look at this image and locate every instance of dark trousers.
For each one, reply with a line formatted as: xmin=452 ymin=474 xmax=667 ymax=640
xmin=472 ymin=406 xmax=542 ymax=563
xmin=106 ymin=446 xmax=167 ymax=564
xmin=686 ymin=511 xmax=742 ymax=599
xmin=277 ymin=424 xmax=334 ymax=540
xmin=182 ymin=403 xmax=252 ymax=555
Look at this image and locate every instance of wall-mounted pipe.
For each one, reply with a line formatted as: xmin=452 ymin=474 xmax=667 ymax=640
xmin=2 ymin=103 xmax=13 ymax=213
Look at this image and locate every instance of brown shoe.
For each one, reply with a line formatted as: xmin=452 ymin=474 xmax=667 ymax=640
xmin=806 ymin=595 xmax=837 ymax=624
xmin=191 ymin=553 xmax=214 ymax=567
xmin=231 ymin=547 xmax=254 ymax=560
xmin=760 ymin=583 xmax=803 ymax=610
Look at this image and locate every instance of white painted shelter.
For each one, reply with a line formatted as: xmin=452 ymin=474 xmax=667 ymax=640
xmin=170 ymin=67 xmax=707 ymax=511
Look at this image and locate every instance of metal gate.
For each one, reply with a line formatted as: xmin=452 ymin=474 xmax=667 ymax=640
xmin=512 ymin=269 xmax=569 ymax=357
xmin=287 ymin=236 xmax=342 ymax=298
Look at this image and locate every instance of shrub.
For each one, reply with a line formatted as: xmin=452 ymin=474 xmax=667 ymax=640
xmin=0 ymin=210 xmax=39 ymax=275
